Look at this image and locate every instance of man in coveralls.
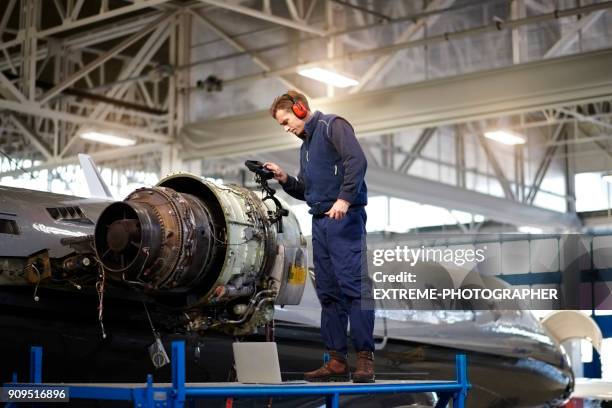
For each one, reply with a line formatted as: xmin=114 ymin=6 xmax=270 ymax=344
xmin=264 ymin=91 xmax=375 ymax=383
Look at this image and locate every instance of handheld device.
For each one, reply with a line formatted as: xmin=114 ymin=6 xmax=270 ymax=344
xmin=245 ymin=160 xmax=274 ymax=181
xmin=244 ymin=160 xmax=289 ymax=233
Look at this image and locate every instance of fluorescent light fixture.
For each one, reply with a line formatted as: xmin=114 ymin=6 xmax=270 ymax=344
xmin=602 ymin=172 xmax=612 ymax=183
xmin=484 ymin=129 xmax=526 ymax=145
xmin=80 ymin=131 xmax=136 ymax=147
xmin=297 ymin=67 xmax=359 ymax=88
xmin=518 ymin=226 xmax=543 ymax=234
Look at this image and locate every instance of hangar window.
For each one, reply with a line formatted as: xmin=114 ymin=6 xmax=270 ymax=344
xmin=46 ymin=206 xmax=93 ymax=225
xmin=575 ymin=172 xmax=612 ymax=212
xmin=0 ymin=219 xmax=19 ymax=235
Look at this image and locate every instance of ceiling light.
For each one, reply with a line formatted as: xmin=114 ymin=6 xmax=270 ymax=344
xmin=80 ymin=131 xmax=136 ymax=147
xmin=484 ymin=129 xmax=526 ymax=145
xmin=518 ymin=226 xmax=543 ymax=234
xmin=602 ymin=172 xmax=612 ymax=183
xmin=297 ymin=67 xmax=359 ymax=88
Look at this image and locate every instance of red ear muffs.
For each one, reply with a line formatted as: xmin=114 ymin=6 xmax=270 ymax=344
xmin=291 ymin=101 xmax=308 ymax=119
xmin=283 ymin=94 xmax=308 ymax=119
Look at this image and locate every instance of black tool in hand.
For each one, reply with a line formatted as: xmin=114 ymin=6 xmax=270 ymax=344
xmin=244 ymin=160 xmax=288 ymax=233
xmin=244 ymin=160 xmax=274 ymax=181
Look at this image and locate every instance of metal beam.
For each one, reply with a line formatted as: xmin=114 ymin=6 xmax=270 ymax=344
xmin=563 ymin=134 xmax=576 ymax=214
xmin=57 ymin=15 xmax=173 ymax=158
xmin=397 ymin=127 xmax=436 ymax=173
xmin=69 ymin=0 xmax=86 ymax=22
xmin=0 ymin=70 xmax=27 ymax=102
xmin=0 ymin=0 xmax=17 ymax=37
xmin=544 ymin=10 xmax=607 ymax=58
xmin=525 ymin=0 xmax=551 ymax=15
xmin=477 ymin=134 xmax=515 ymax=200
xmin=0 ymin=143 xmax=166 ymax=178
xmin=514 ymin=144 xmax=525 ymax=202
xmin=63 ymin=11 xmax=163 ymax=50
xmin=21 ymin=0 xmax=39 ymax=101
xmin=213 ymin=1 xmax=612 ymax=87
xmin=196 ymin=0 xmax=327 ymax=36
xmin=349 ymin=0 xmax=454 ymax=94
xmin=365 ymin=167 xmax=581 ymax=230
xmin=181 ymin=49 xmax=612 ymax=158
xmin=332 ymin=0 xmax=391 ymax=22
xmin=455 ymin=128 xmax=466 ymax=189
xmin=0 ymin=12 xmax=164 ymax=73
xmin=36 ymin=0 xmax=172 ymax=38
xmin=285 ymin=0 xmax=303 ymax=22
xmin=53 ymin=0 xmax=66 ymax=20
xmin=188 ymin=9 xmax=309 ymax=97
xmin=9 ymin=115 xmax=53 ymax=160
xmin=39 ymin=12 xmax=174 ymax=105
xmin=526 ymin=124 xmax=565 ymax=204
xmin=0 ymin=99 xmax=170 ymax=142
xmin=558 ymin=107 xmax=612 ymax=131
xmin=511 ymin=0 xmax=527 ymax=64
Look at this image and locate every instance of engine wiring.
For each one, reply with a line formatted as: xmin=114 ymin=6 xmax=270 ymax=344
xmin=95 ymin=263 xmax=107 ymax=339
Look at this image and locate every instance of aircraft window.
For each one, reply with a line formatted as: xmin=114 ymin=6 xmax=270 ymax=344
xmin=0 ymin=219 xmax=19 ymax=235
xmin=46 ymin=207 xmax=94 ymax=225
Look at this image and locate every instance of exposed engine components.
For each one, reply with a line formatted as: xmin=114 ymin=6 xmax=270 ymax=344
xmin=244 ymin=160 xmax=289 ymax=233
xmin=93 ymin=173 xmax=307 ymax=335
xmin=95 ymin=187 xmax=220 ymax=291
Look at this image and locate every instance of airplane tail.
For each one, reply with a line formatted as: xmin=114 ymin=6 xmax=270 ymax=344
xmin=78 ymin=154 xmax=113 ymax=199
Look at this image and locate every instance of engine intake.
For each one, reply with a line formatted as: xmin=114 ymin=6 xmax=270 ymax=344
xmin=95 ymin=187 xmax=219 ymax=291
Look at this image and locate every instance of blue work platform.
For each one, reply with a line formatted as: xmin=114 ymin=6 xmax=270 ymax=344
xmin=5 ymin=341 xmax=470 ymax=407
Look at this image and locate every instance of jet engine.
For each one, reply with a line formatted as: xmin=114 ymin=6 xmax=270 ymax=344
xmin=94 ymin=173 xmax=307 ymax=335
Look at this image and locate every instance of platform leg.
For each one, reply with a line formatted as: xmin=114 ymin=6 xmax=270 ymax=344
xmin=453 ymin=391 xmax=466 ymax=408
xmin=171 ymin=341 xmax=186 ymax=408
xmin=30 ymin=346 xmax=42 ymax=384
xmin=325 ymin=393 xmax=339 ymax=408
xmin=145 ymin=374 xmax=154 ymax=407
xmin=6 ymin=373 xmax=18 ymax=407
xmin=453 ymin=354 xmax=468 ymax=408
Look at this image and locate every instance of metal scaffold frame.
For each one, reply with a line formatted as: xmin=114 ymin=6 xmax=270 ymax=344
xmin=5 ymin=341 xmax=470 ymax=408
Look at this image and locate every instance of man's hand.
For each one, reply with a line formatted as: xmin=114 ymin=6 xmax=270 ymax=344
xmin=263 ymin=162 xmax=288 ymax=184
xmin=325 ymin=199 xmax=350 ymax=220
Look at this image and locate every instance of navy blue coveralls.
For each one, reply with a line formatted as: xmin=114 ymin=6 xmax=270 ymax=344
xmin=281 ymin=110 xmax=374 ymax=354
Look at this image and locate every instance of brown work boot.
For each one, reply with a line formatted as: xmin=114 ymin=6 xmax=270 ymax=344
xmin=304 ymin=351 xmax=350 ymax=382
xmin=353 ymin=351 xmax=375 ymax=383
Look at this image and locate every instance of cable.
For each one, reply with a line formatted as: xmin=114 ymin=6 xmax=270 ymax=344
xmin=95 ymin=264 xmax=107 ymax=339
xmin=30 ymin=263 xmax=41 ymax=302
xmin=143 ymin=301 xmax=158 ymax=337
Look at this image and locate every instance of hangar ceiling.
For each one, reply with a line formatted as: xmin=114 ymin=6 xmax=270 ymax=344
xmin=0 ymin=0 xmax=611 ymax=230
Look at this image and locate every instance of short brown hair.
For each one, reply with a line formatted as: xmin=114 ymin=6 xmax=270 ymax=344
xmin=269 ymin=90 xmax=310 ymax=118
